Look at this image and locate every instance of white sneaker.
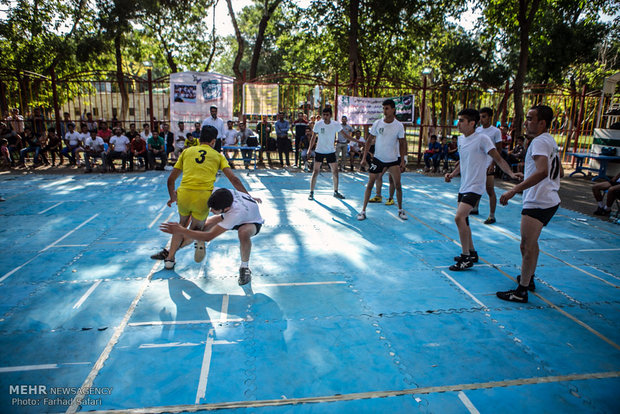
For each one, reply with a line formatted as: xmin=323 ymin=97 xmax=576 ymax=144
xmin=357 ymin=211 xmax=366 ymax=221
xmin=398 ymin=210 xmax=408 ymax=220
xmin=194 ymin=241 xmax=206 ymax=262
xmin=164 ymin=259 xmax=175 ymax=269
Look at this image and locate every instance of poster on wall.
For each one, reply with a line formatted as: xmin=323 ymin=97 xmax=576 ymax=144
xmin=243 ymin=83 xmax=280 ymax=116
xmin=337 ymin=94 xmax=414 ymax=125
xmin=169 ymin=72 xmax=234 ymax=132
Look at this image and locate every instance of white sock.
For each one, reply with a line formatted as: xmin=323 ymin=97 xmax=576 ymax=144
xmin=603 ymin=205 xmax=610 ymax=211
xmin=598 ymin=201 xmax=605 ymax=208
xmin=240 ymin=261 xmax=249 ymax=268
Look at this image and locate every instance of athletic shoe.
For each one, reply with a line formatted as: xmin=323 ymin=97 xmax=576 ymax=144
xmin=238 ymin=267 xmax=252 ymax=285
xmin=194 ymin=241 xmax=206 ymax=262
xmin=470 ymin=209 xmax=479 ymax=215
xmin=333 ymin=191 xmax=345 ymax=199
xmin=516 ymin=275 xmax=536 ymax=291
xmin=164 ymin=259 xmax=175 ymax=270
xmin=357 ymin=211 xmax=366 ymax=221
xmin=484 ymin=217 xmax=496 ymax=224
xmin=449 ymin=257 xmax=473 ymax=271
xmin=594 ymin=208 xmax=610 ymax=216
xmin=150 ymin=248 xmax=169 ymax=260
xmin=453 ymin=251 xmax=478 ymax=263
xmin=398 ymin=210 xmax=408 ymax=220
xmin=385 ymin=198 xmax=395 ymax=206
xmin=496 ymin=288 xmax=528 ymax=303
xmin=369 ymin=195 xmax=382 ymax=203
xmin=308 ymin=192 xmax=314 ymax=200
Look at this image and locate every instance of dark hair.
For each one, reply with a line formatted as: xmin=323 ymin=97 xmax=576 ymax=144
xmin=530 ymin=105 xmax=553 ymax=130
xmin=47 ymin=127 xmax=55 ymax=133
xmin=382 ymin=99 xmax=396 ymax=108
xmin=322 ymin=106 xmax=332 ymax=115
xmin=186 ymin=132 xmax=193 ymax=138
xmin=0 ymin=138 xmax=7 ymax=145
xmin=479 ymin=107 xmax=493 ymax=117
xmin=129 ymin=123 xmax=135 ymax=127
xmin=143 ymin=123 xmax=149 ymax=128
xmin=430 ymin=134 xmax=437 ymax=140
xmin=208 ymin=188 xmax=234 ymax=211
xmin=458 ymin=108 xmax=480 ymax=124
xmin=517 ymin=135 xmax=525 ymax=142
xmin=67 ymin=122 xmax=75 ymax=128
xmin=200 ymin=125 xmax=218 ymax=143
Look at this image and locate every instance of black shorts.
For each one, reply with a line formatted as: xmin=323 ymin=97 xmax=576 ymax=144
xmin=368 ymin=157 xmax=401 ymax=174
xmin=458 ymin=192 xmax=482 ymax=208
xmin=232 ymin=223 xmax=262 ymax=235
xmin=522 ymin=204 xmax=559 ymax=226
xmin=315 ymin=152 xmax=337 ymax=164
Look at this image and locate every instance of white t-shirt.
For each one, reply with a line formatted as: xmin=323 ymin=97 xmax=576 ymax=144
xmin=313 ymin=120 xmax=342 ymax=154
xmin=140 ymin=132 xmax=152 ymax=142
xmin=457 ymin=131 xmax=496 ymax=195
xmin=85 ymin=136 xmax=105 ymax=152
xmin=65 ymin=131 xmax=82 ymax=146
xmin=218 ymin=188 xmax=264 ymax=230
xmin=371 ymin=118 xmax=405 ymax=163
xmin=202 ymin=116 xmax=226 ymax=139
xmin=477 ymin=125 xmax=502 ymax=167
xmin=79 ymin=132 xmax=89 ymax=145
xmin=338 ymin=124 xmax=354 ymax=144
xmin=110 ymin=135 xmax=130 ymax=152
xmin=522 ymin=133 xmax=561 ymax=209
xmin=224 ymin=129 xmax=238 ymax=146
xmin=350 ymin=136 xmax=364 ymax=151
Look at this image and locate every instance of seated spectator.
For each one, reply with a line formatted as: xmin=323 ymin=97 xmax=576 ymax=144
xmin=444 ymin=137 xmax=459 ymax=171
xmin=147 ymin=132 xmax=166 ymax=170
xmin=30 ymin=107 xmax=46 ymax=138
xmin=191 ymin=122 xmax=201 ymax=139
xmin=223 ymin=120 xmax=239 ymax=166
xmin=97 ymin=121 xmax=112 ymax=143
xmin=185 ymin=132 xmax=198 ymax=148
xmin=438 ymin=136 xmax=449 ymax=172
xmin=126 ymin=123 xmax=140 ymax=143
xmin=348 ymin=129 xmax=364 ymax=172
xmin=159 ymin=123 xmax=174 ymax=162
xmin=238 ymin=122 xmax=258 ymax=169
xmin=140 ymin=123 xmax=153 ymax=143
xmin=6 ymin=108 xmax=25 ymax=135
xmin=0 ymin=122 xmax=21 ymax=166
xmin=506 ymin=135 xmax=526 ymax=172
xmin=84 ymin=112 xmax=98 ymax=131
xmin=593 ymin=172 xmax=620 ymax=216
xmin=174 ymin=121 xmax=186 ymax=159
xmin=0 ymin=138 xmax=11 ymax=168
xmin=107 ymin=128 xmax=130 ymax=171
xmin=40 ymin=127 xmax=63 ymax=166
xmin=130 ymin=132 xmax=148 ymax=171
xmin=18 ymin=126 xmax=41 ymax=167
xmin=84 ymin=129 xmax=106 ymax=173
xmin=423 ymin=134 xmax=441 ymax=172
xmin=61 ymin=122 xmax=83 ymax=165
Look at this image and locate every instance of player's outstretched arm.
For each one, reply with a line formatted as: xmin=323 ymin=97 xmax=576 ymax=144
xmin=160 ymin=221 xmax=227 ymax=242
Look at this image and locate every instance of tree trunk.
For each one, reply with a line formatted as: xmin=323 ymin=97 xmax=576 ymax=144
xmin=347 ymin=0 xmax=363 ymax=94
xmin=513 ymin=0 xmax=541 ymax=139
xmin=440 ymin=81 xmax=448 ymax=138
xmin=114 ymin=33 xmax=129 ymax=119
xmin=226 ymin=0 xmax=244 ymax=80
xmin=249 ymin=0 xmax=282 ymax=80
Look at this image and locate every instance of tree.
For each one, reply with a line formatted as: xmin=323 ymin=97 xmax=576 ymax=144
xmin=248 ymin=0 xmax=283 ymax=80
xmin=226 ymin=0 xmax=245 ymax=79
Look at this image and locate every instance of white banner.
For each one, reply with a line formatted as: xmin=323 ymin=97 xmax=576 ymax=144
xmin=170 ymin=72 xmax=234 ymax=128
xmin=337 ymin=95 xmax=414 ymax=124
xmin=243 ymin=83 xmax=279 ymax=115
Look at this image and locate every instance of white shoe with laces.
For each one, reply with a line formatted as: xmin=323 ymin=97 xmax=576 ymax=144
xmin=357 ymin=211 xmax=366 ymax=221
xmin=398 ymin=210 xmax=408 ymax=220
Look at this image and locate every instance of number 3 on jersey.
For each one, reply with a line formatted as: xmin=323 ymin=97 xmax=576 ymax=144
xmin=195 ymin=150 xmax=207 ymax=164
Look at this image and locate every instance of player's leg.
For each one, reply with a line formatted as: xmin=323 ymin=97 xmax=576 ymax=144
xmin=237 ymin=223 xmax=259 ymax=285
xmin=484 ymin=172 xmax=497 ymax=224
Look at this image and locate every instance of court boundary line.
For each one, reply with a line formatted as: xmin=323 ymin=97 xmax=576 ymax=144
xmin=84 ymin=370 xmax=620 ymax=413
xmin=41 ymin=213 xmax=100 ymax=252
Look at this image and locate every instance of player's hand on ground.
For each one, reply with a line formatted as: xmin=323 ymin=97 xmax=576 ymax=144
xmin=159 ymin=222 xmax=183 ymax=234
xmin=167 ymin=191 xmax=177 ymax=207
xmin=499 ymin=190 xmax=515 ymax=205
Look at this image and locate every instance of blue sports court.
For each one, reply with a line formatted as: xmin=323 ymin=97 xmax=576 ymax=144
xmin=0 ymin=170 xmax=619 ymax=413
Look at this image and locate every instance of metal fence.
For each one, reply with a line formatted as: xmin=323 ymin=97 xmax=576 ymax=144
xmin=1 ymin=68 xmax=617 ymax=164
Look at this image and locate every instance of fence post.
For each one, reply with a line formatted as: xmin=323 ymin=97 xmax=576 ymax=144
xmin=572 ymin=84 xmax=587 ymax=156
xmin=147 ymin=69 xmax=154 ymax=130
xmin=334 ymin=73 xmax=339 ymax=118
xmin=50 ymin=68 xmax=62 ymax=136
xmin=417 ymin=76 xmax=427 ymax=165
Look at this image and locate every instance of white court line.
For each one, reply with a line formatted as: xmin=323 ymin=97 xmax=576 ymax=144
xmin=163 ymin=211 xmax=175 ymax=222
xmin=128 ymin=317 xmax=248 ymax=327
xmin=38 ymin=201 xmax=64 ymax=214
xmin=41 ymin=213 xmax=99 ymax=252
xmin=441 ymin=271 xmax=488 ymax=309
xmin=73 ymin=280 xmax=102 ymax=310
xmin=254 ymin=281 xmax=347 ymax=287
xmin=219 ymin=294 xmax=229 ymax=323
xmin=195 ymin=329 xmax=215 ymax=404
xmin=148 ymin=204 xmax=168 ymax=229
xmin=578 ymin=248 xmax=620 ymax=252
xmin=139 ymin=342 xmax=202 ymax=349
xmin=458 ymin=391 xmax=480 ymax=414
xmin=0 ymin=255 xmax=40 ymax=283
xmin=52 ymin=244 xmax=89 ymax=248
xmin=0 ymin=364 xmax=58 ymax=373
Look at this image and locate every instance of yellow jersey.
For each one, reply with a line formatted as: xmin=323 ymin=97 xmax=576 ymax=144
xmin=174 ymin=144 xmax=230 ymax=190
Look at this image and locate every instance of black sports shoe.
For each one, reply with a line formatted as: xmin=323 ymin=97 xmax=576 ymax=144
xmin=333 ymin=191 xmax=345 ymax=199
xmin=453 ymin=251 xmax=478 ymax=263
xmin=308 ymin=192 xmax=314 ymax=200
xmin=516 ymin=275 xmax=536 ymax=291
xmin=150 ymin=248 xmax=169 ymax=260
xmin=496 ymin=288 xmax=528 ymax=303
xmin=238 ymin=267 xmax=252 ymax=285
xmin=449 ymin=257 xmax=473 ymax=271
